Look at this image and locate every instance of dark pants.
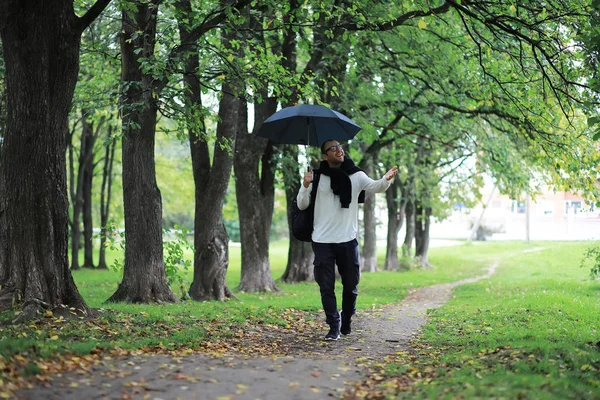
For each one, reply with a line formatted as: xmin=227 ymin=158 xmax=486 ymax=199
xmin=312 ymin=239 xmax=360 ymax=326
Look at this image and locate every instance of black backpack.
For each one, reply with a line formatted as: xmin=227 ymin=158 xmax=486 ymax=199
xmin=291 ymin=170 xmax=320 ymax=242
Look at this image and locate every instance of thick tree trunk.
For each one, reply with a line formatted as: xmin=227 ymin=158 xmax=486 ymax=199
xmin=414 ymin=201 xmax=433 ymax=269
xmin=384 ymin=179 xmax=406 ymax=271
xmin=98 ymin=136 xmax=115 ymax=270
xmin=361 ymin=156 xmax=377 ymax=272
xmin=401 ymin=199 xmax=415 ymax=268
xmin=188 ymin=80 xmax=239 ymax=300
xmin=235 ymin=9 xmax=279 ymax=293
xmin=235 ymin=97 xmax=279 ymax=293
xmin=107 ymin=2 xmax=177 ymax=303
xmin=0 ymin=43 xmax=5 ymax=144
xmin=0 ymin=1 xmax=97 ymax=319
xmin=278 ymin=2 xmax=314 ymax=283
xmin=176 ymin=0 xmax=236 ymax=301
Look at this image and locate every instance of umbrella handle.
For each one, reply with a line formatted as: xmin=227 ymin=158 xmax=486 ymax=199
xmin=306 ymin=118 xmax=310 ymax=171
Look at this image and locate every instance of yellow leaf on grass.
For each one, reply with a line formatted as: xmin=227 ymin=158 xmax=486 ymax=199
xmin=418 ymin=19 xmax=427 ymax=29
xmin=50 ymin=335 xmax=59 ymax=340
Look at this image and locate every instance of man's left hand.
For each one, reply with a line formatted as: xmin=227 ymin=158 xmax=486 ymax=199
xmin=385 ymin=166 xmax=398 ymax=181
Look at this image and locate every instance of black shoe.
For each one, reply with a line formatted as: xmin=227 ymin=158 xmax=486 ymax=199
xmin=341 ymin=313 xmax=351 ymax=335
xmin=325 ymin=324 xmax=341 ymax=341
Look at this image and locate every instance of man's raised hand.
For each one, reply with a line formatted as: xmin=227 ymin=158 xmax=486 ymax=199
xmin=385 ymin=166 xmax=399 ymax=181
xmin=303 ymin=170 xmax=314 ymax=188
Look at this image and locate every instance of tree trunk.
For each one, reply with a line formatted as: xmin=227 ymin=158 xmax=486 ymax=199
xmin=0 ymin=41 xmax=6 ymax=145
xmin=82 ymin=117 xmax=96 ymax=268
xmin=281 ymin=147 xmax=314 ymax=283
xmin=384 ymin=179 xmax=406 ymax=271
xmin=235 ymin=10 xmax=279 ymax=293
xmin=361 ymin=157 xmax=377 ymax=272
xmin=401 ymin=199 xmax=415 ymax=268
xmin=414 ymin=201 xmax=433 ymax=269
xmin=234 ymin=106 xmax=279 ymax=292
xmin=98 ymin=133 xmax=115 ymax=270
xmin=107 ymin=2 xmax=177 ymax=303
xmin=0 ymin=0 xmax=110 ymax=319
xmin=68 ymin=115 xmax=85 ymax=271
xmin=179 ymin=1 xmax=239 ymax=300
xmin=188 ymin=79 xmax=239 ymax=300
xmin=278 ymin=1 xmax=315 ymax=283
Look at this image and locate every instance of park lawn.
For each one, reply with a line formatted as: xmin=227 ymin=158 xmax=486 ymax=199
xmin=0 ymin=239 xmax=598 ymax=399
xmin=365 ymin=241 xmax=600 ymax=399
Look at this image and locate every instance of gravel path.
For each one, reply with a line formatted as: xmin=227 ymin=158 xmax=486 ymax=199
xmin=18 ymin=263 xmax=498 ymax=400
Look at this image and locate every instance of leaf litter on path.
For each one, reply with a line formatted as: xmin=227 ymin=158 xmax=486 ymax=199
xmin=14 ymin=263 xmax=499 ymax=400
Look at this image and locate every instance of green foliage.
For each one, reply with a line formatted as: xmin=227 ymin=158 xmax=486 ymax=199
xmin=581 ymin=241 xmax=600 ymax=279
xmin=155 ymin=132 xmax=195 ymax=230
xmin=224 ymin=218 xmax=240 ymax=242
xmin=163 ymin=226 xmax=194 ymax=299
xmin=98 ymin=219 xmax=193 ymax=299
xmin=101 ymin=219 xmax=125 ymax=273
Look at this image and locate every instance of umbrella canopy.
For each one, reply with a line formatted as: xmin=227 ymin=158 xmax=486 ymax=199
xmin=256 ymin=104 xmax=361 ymax=147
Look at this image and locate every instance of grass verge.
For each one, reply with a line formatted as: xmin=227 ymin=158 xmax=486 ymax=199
xmin=348 ymin=241 xmax=600 ymax=399
xmin=0 ymin=240 xmax=597 ymax=399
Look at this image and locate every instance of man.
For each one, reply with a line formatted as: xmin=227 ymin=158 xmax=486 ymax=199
xmin=296 ymin=140 xmax=398 ymax=341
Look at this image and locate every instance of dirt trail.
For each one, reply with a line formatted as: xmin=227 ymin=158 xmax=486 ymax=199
xmin=17 ymin=263 xmax=498 ymax=400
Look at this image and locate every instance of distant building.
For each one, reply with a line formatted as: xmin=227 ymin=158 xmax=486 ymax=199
xmin=430 ymin=184 xmax=599 ymax=241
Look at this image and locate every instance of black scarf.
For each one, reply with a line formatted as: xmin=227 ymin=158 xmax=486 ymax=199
xmin=318 ymin=156 xmax=365 ymax=208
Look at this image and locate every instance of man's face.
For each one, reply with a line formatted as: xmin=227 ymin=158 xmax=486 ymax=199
xmin=322 ymin=141 xmax=344 ymax=165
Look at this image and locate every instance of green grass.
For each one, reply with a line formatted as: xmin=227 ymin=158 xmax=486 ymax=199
xmin=380 ymin=241 xmax=600 ymax=399
xmin=1 ymin=239 xmax=598 ymax=399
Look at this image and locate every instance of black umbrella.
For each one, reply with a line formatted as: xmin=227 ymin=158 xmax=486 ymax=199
xmin=256 ymin=104 xmax=361 ymax=147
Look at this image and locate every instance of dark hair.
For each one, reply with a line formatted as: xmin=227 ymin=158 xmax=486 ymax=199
xmin=321 ymin=139 xmax=336 ymax=154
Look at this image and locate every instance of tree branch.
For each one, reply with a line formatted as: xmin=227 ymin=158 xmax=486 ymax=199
xmin=77 ymin=0 xmax=114 ymax=32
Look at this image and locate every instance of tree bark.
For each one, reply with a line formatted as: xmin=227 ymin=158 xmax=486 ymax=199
xmin=414 ymin=201 xmax=433 ymax=269
xmin=0 ymin=0 xmax=111 ymax=319
xmin=98 ymin=132 xmax=115 ymax=270
xmin=188 ymin=79 xmax=239 ymax=300
xmin=234 ymin=9 xmax=279 ymax=293
xmin=177 ymin=0 xmax=239 ymax=300
xmin=279 ymin=0 xmax=315 ymax=283
xmin=82 ymin=116 xmax=96 ymax=268
xmin=384 ymin=179 xmax=406 ymax=271
xmin=69 ymin=111 xmax=96 ymax=270
xmin=107 ymin=1 xmax=177 ymax=303
xmin=281 ymin=147 xmax=315 ymax=283
xmin=360 ymin=156 xmax=377 ymax=272
xmin=401 ymin=199 xmax=415 ymax=268
xmin=68 ymin=120 xmax=84 ymax=271
xmin=234 ymin=102 xmax=279 ymax=292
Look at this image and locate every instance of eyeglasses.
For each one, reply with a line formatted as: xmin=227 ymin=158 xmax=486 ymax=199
xmin=325 ymin=144 xmax=343 ymax=153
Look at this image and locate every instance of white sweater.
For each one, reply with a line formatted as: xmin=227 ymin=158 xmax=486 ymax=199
xmin=297 ymin=171 xmax=391 ymax=243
